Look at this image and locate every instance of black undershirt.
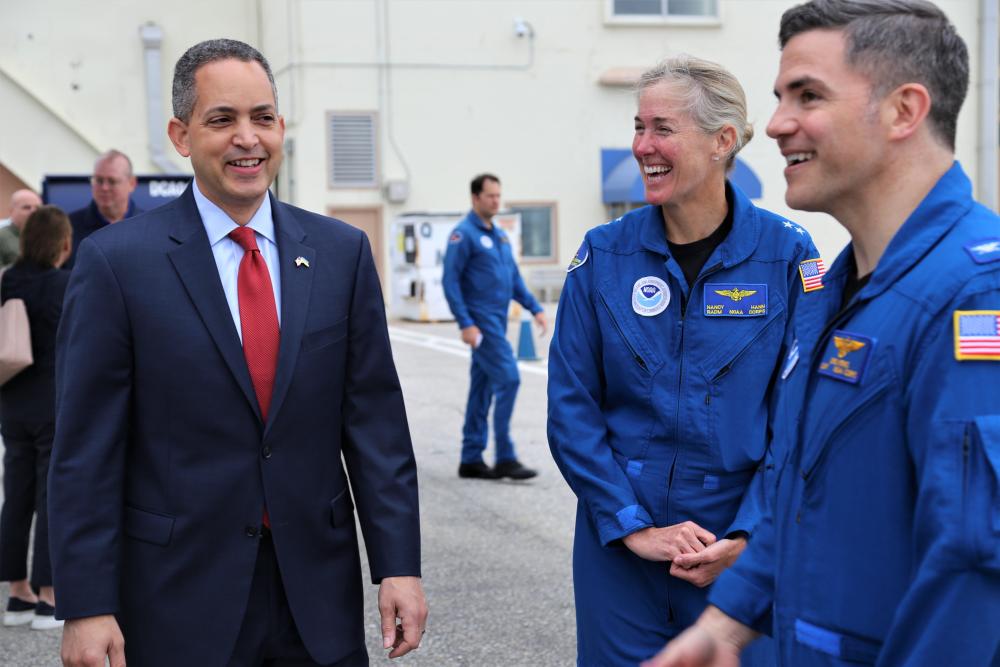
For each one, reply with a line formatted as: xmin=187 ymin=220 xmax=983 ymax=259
xmin=666 ymin=186 xmax=735 ymax=289
xmin=840 ymin=266 xmax=872 ymax=311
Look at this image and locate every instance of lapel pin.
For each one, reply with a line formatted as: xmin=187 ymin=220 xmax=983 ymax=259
xmin=295 ymin=256 xmax=310 ymax=268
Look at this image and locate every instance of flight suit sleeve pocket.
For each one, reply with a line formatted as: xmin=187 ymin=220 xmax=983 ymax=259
xmin=970 ymin=416 xmax=1000 ymax=535
xmin=329 ymin=488 xmax=355 ymax=527
xmin=123 ymin=505 xmax=175 ymax=546
xmin=302 ymin=317 xmax=349 ymax=352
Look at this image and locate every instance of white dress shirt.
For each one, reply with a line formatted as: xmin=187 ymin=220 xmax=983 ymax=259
xmin=192 ymin=179 xmax=282 ymax=342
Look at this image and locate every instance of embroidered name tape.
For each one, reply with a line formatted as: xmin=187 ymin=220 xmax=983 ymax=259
xmin=954 ymin=310 xmax=1000 ymax=361
xmin=799 ymin=258 xmax=826 ymax=293
xmin=817 ymin=330 xmax=876 ymax=384
xmin=704 ymin=283 xmax=768 ymax=317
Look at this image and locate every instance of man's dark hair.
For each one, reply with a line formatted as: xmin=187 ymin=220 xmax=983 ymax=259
xmin=19 ymin=205 xmax=71 ymax=267
xmin=172 ymin=38 xmax=278 ymax=123
xmin=470 ymin=173 xmax=501 ymax=196
xmin=779 ymin=0 xmax=968 ymax=150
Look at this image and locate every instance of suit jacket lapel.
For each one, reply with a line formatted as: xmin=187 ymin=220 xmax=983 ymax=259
xmin=166 ymin=188 xmax=262 ymax=421
xmin=265 ymin=196 xmax=315 ymax=436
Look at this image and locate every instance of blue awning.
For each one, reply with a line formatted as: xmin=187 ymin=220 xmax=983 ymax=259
xmin=601 ymin=148 xmax=762 ymax=203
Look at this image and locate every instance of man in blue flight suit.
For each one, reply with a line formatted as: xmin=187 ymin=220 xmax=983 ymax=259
xmin=442 ymin=173 xmax=546 ymax=480
xmin=647 ymin=2 xmax=1000 ymax=666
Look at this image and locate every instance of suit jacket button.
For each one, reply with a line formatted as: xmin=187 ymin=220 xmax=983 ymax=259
xmin=245 ymin=525 xmax=258 ymax=538
xmin=262 ymin=446 xmax=272 ymax=459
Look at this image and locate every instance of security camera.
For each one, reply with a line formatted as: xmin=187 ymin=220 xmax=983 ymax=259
xmin=513 ymin=17 xmax=532 ymax=38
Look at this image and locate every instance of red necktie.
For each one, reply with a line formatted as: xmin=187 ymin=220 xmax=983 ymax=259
xmin=229 ymin=226 xmax=280 ymax=528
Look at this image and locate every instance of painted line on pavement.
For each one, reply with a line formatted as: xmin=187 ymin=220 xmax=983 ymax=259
xmin=388 ymin=326 xmax=548 ymax=377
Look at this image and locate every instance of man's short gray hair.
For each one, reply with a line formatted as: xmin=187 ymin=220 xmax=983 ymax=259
xmin=636 ymin=55 xmax=753 ymax=170
xmin=172 ymin=38 xmax=278 ymax=123
xmin=95 ymin=149 xmax=134 ymax=177
xmin=779 ymin=0 xmax=968 ymax=151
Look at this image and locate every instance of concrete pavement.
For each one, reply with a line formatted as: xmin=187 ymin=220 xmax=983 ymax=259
xmin=0 ymin=314 xmax=580 ymax=666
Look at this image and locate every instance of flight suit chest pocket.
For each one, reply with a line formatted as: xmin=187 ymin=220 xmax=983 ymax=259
xmin=597 ymin=287 xmax=663 ymax=375
xmin=700 ymin=303 xmax=786 ymax=454
xmin=701 ymin=301 xmax=786 ymax=383
xmin=800 ymin=350 xmax=896 ymax=478
xmin=967 ymin=416 xmax=1000 ymax=561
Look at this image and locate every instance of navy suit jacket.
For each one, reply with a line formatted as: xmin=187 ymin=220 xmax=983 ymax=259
xmin=49 ymin=186 xmax=420 ymax=666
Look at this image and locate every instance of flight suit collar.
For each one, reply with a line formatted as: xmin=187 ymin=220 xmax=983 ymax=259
xmin=465 ymin=209 xmax=494 ymax=233
xmin=637 ymin=181 xmax=760 ymax=269
xmin=844 ymin=161 xmax=974 ymax=303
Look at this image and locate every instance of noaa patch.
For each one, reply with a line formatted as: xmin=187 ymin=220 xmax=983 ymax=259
xmin=448 ymin=231 xmax=463 ymax=244
xmin=567 ymin=242 xmax=589 ymax=273
xmin=817 ymin=330 xmax=876 ymax=385
xmin=632 ymin=276 xmax=670 ymax=317
xmin=964 ymin=238 xmax=1000 ymax=264
xmin=704 ymin=283 xmax=768 ymax=317
xmin=480 ymin=235 xmax=494 ymax=249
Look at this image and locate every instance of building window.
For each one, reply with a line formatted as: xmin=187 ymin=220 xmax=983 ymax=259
xmin=608 ymin=0 xmax=718 ymax=22
xmin=508 ymin=202 xmax=557 ymax=263
xmin=327 ymin=112 xmax=378 ymax=188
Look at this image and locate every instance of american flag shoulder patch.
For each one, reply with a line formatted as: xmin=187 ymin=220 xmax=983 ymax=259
xmin=798 ymin=258 xmax=826 ymax=293
xmin=954 ymin=310 xmax=1000 ymax=361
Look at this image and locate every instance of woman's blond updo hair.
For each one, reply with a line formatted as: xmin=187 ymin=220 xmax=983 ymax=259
xmin=636 ymin=55 xmax=754 ymax=170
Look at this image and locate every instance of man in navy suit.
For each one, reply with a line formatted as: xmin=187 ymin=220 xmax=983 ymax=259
xmin=49 ymin=39 xmax=426 ymax=667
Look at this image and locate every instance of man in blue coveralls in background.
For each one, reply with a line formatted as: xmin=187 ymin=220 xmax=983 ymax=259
xmin=647 ymin=1 xmax=1000 ymax=665
xmin=443 ymin=173 xmax=547 ymax=480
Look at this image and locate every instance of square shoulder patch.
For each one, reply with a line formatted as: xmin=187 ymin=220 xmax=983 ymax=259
xmin=798 ymin=258 xmax=826 ymax=293
xmin=954 ymin=310 xmax=1000 ymax=361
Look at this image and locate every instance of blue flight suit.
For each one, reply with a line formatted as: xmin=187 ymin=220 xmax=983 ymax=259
xmin=442 ymin=210 xmax=543 ymax=464
xmin=548 ymin=182 xmax=818 ymax=665
xmin=710 ymin=163 xmax=1000 ymax=665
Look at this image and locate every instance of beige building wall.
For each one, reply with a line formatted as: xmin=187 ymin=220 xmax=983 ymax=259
xmin=1 ymin=0 xmax=987 ymax=300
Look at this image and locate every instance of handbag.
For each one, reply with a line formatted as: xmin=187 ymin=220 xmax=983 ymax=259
xmin=0 ymin=267 xmax=33 ymax=385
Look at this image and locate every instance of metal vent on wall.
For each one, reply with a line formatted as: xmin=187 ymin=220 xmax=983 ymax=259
xmin=329 ymin=113 xmax=377 ymax=187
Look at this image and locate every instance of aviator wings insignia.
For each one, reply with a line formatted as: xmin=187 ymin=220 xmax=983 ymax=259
xmin=715 ymin=288 xmax=758 ymax=302
xmin=833 ymin=335 xmax=866 ymax=358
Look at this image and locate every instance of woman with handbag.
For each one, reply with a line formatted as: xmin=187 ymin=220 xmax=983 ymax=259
xmin=0 ymin=205 xmax=71 ymax=630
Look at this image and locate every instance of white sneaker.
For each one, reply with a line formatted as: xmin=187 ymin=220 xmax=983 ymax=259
xmin=3 ymin=597 xmax=35 ymax=626
xmin=30 ymin=601 xmax=64 ymax=631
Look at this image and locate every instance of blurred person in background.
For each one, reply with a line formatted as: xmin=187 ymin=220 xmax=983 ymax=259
xmin=0 ymin=190 xmax=43 ymax=267
xmin=547 ymin=55 xmax=823 ymax=666
xmin=64 ymin=149 xmax=142 ymax=269
xmin=0 ymin=205 xmax=72 ymax=631
xmin=442 ymin=173 xmax=547 ymax=481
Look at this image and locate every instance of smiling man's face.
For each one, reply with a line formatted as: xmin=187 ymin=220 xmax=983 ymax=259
xmin=767 ymin=29 xmax=886 ymax=215
xmin=168 ymin=58 xmax=284 ymax=223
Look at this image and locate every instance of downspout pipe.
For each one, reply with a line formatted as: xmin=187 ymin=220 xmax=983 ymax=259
xmin=979 ymin=0 xmax=998 ymax=211
xmin=140 ymin=22 xmax=180 ymax=173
